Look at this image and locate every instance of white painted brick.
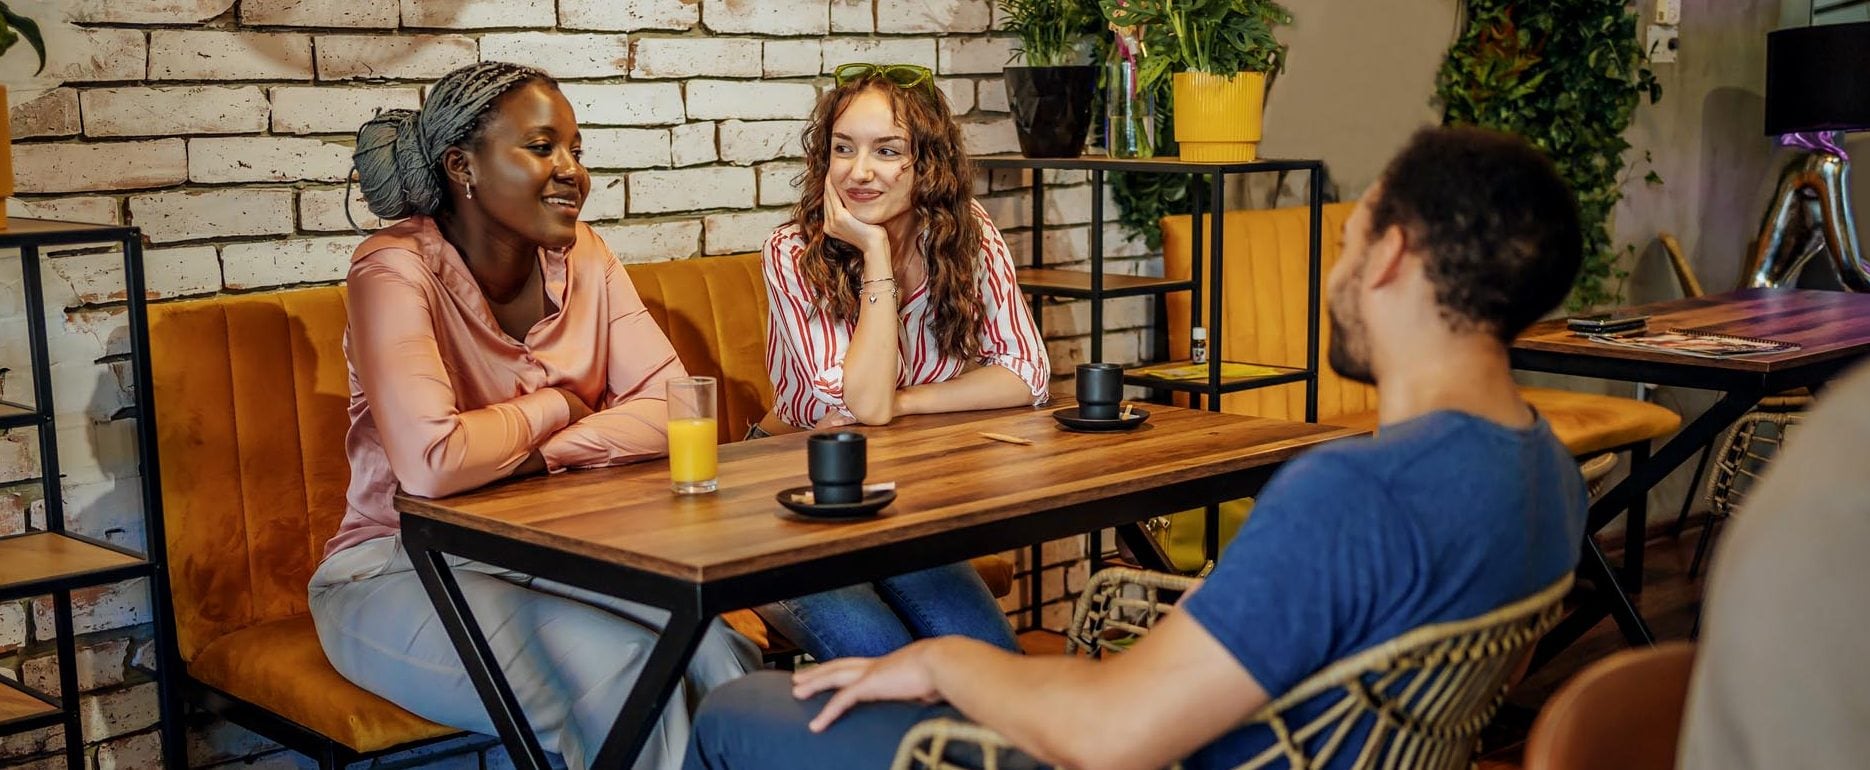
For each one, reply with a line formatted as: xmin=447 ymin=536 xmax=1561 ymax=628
xmin=686 ymin=80 xmax=817 ymax=120
xmin=0 ymin=27 xmax=147 ymax=83
xmin=628 ymin=167 xmax=753 ymax=214
xmin=56 ymin=417 xmax=143 ymax=489
xmin=70 ymin=0 xmax=233 ymax=23
xmin=757 ymin=161 xmax=805 ymax=206
xmin=242 ymin=0 xmax=398 ymax=27
xmin=631 ymin=37 xmax=760 ymax=79
xmin=131 ymin=189 xmax=295 ymax=244
xmin=977 ymin=78 xmax=1008 ymax=111
xmin=222 ymin=236 xmax=361 ymax=289
xmin=961 ymin=117 xmax=1020 ymax=155
xmin=938 ymin=36 xmax=1016 ymax=75
xmin=189 ymin=137 xmax=351 ymax=184
xmin=50 ymin=247 xmax=221 ymax=307
xmin=96 ymin=730 xmax=161 ymax=770
xmin=76 ymin=681 xmax=158 ymax=742
xmin=32 ymin=581 xmax=151 ymax=643
xmin=670 ymin=122 xmax=717 ymax=167
xmin=81 ymin=87 xmax=270 ymax=138
xmin=52 ymin=306 xmax=134 ymax=363
xmin=719 ymin=120 xmax=805 ymax=165
xmin=0 ymin=602 xmax=22 ymax=651
xmin=879 ymin=0 xmax=991 ymax=33
xmin=763 ymin=39 xmax=822 ymax=78
xmin=316 ymin=34 xmax=477 ymax=81
xmin=9 ymin=89 xmax=80 ymax=139
xmin=481 ymin=33 xmax=632 ymax=79
xmin=703 ymin=0 xmax=828 ymax=34
xmin=23 ymin=636 xmax=129 ymax=695
xmin=703 ymin=208 xmax=789 ymax=254
xmin=6 ymin=197 xmax=122 ymax=226
xmin=579 ymin=175 xmax=627 ymax=221
xmin=0 ymin=431 xmax=37 ymax=485
xmin=832 ymin=0 xmax=874 ymax=33
xmin=402 ymin=0 xmax=554 ymax=28
xmin=559 ymin=0 xmax=698 ymax=31
xmin=0 ymin=722 xmax=60 ymax=761
xmin=592 ymin=220 xmax=701 ymax=262
xmin=1042 ymin=295 xmax=1152 ymax=335
xmin=271 ymin=86 xmax=421 ymax=135
xmin=580 ymin=128 xmax=671 ymax=170
xmin=300 ymin=187 xmax=391 ymax=232
xmin=937 ymin=78 xmax=975 ymax=115
xmin=0 ymin=490 xmax=32 ymax=536
xmin=150 ymin=31 xmax=312 ymax=81
xmin=14 ymin=140 xmax=187 ymax=194
xmin=820 ymin=37 xmax=937 ymax=71
xmin=561 ymin=83 xmax=684 ymax=126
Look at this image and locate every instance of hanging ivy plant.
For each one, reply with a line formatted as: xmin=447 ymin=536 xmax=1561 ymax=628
xmin=1437 ymin=0 xmax=1661 ymax=310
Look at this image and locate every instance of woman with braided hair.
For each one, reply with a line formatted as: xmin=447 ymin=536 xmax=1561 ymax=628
xmin=307 ymin=61 xmax=757 ymax=770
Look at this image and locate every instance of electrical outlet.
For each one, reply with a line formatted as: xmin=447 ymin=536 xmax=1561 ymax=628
xmin=1647 ymin=24 xmax=1679 ymax=64
xmin=1654 ymin=0 xmax=1681 ymax=25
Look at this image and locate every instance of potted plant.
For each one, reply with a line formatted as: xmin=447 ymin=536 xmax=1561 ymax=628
xmin=1103 ymin=0 xmax=1291 ymax=162
xmin=999 ymin=0 xmax=1101 ymax=157
xmin=0 ymin=2 xmax=47 ymax=229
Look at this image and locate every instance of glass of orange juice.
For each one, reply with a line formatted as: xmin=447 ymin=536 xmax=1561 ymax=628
xmin=668 ymin=376 xmax=718 ymax=494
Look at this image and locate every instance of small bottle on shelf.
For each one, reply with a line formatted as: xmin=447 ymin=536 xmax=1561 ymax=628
xmin=1190 ymin=326 xmax=1209 ymax=364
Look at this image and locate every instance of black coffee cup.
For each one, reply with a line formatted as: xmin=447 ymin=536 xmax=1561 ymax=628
xmin=807 ymin=431 xmax=867 ymax=505
xmin=1076 ymin=362 xmax=1123 ymax=420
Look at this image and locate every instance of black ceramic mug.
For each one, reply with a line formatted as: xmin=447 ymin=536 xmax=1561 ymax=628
xmin=807 ymin=431 xmax=867 ymax=505
xmin=1076 ymin=362 xmax=1123 ymax=420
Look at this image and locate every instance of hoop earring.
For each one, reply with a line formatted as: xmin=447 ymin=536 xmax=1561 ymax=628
xmin=465 ymin=181 xmax=475 ymax=200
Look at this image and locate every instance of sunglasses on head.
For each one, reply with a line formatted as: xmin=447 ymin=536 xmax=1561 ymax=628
xmin=832 ymin=62 xmax=935 ymax=91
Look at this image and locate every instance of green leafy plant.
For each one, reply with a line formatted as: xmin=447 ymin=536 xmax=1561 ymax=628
xmin=1099 ymin=0 xmax=1292 ymax=93
xmin=1000 ymin=0 xmax=1102 ymax=67
xmin=1436 ymin=0 xmax=1661 ymax=310
xmin=0 ymin=3 xmax=45 ymax=74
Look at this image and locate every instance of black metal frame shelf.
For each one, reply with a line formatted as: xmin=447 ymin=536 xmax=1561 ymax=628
xmin=0 ymin=218 xmax=181 ymax=769
xmin=975 ymin=153 xmax=1327 ymax=619
xmin=1123 ymin=361 xmax=1312 ymax=394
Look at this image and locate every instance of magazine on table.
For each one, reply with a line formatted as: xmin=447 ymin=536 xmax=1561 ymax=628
xmin=1580 ymin=327 xmax=1800 ymax=359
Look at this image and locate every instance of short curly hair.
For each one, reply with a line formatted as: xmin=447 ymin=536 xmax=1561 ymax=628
xmin=1367 ymin=126 xmax=1583 ymax=341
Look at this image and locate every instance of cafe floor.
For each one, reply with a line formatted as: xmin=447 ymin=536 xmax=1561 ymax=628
xmin=1013 ymin=515 xmax=1714 ymax=768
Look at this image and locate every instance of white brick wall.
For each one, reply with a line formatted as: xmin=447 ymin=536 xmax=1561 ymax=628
xmin=0 ymin=5 xmax=1123 ymax=767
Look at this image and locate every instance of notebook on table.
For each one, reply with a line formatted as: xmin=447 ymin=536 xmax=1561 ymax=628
xmin=1580 ymin=327 xmax=1801 ymax=359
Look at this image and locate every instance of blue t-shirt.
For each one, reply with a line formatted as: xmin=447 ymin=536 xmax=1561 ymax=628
xmin=1181 ymin=410 xmax=1587 ymax=770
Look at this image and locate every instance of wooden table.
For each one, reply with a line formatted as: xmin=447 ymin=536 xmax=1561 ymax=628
xmin=396 ymin=401 xmax=1358 ymax=770
xmin=1512 ymin=288 xmax=1870 ymax=656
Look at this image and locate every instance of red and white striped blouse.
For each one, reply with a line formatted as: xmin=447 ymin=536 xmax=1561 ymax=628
xmin=763 ymin=201 xmax=1050 ymax=429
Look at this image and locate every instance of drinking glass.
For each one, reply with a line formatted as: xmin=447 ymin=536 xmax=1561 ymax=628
xmin=668 ymin=377 xmax=718 ymax=494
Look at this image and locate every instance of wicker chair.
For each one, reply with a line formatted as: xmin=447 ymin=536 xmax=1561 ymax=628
xmin=890 ymin=568 xmax=1573 ymax=770
xmin=1689 ymin=409 xmax=1804 ymax=578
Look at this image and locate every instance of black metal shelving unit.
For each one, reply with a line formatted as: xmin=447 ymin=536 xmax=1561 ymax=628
xmin=973 ymin=154 xmax=1327 ymax=622
xmin=0 ymin=218 xmax=180 ymax=768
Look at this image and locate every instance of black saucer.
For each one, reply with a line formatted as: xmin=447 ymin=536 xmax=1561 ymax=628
xmin=1053 ymin=406 xmax=1149 ymax=432
xmin=775 ymin=486 xmax=897 ymax=519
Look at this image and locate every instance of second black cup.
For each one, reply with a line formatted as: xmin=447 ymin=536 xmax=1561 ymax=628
xmin=1076 ymin=362 xmax=1123 ymax=420
xmin=808 ymin=431 xmax=867 ymax=505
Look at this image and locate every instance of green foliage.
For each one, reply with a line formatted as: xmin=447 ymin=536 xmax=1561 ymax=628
xmin=0 ymin=2 xmax=44 ymax=75
xmin=1436 ymin=0 xmax=1661 ymax=310
xmin=1000 ymin=0 xmax=1102 ymax=67
xmin=1099 ymin=0 xmax=1291 ymax=248
xmin=1100 ymin=0 xmax=1292 ymax=94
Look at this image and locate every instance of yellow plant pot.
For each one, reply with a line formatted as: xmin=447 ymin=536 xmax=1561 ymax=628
xmin=0 ymin=84 xmax=12 ymax=230
xmin=1172 ymin=71 xmax=1266 ymax=162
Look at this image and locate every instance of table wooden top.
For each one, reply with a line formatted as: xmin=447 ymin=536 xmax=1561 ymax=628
xmin=396 ymin=401 xmax=1359 ymax=583
xmin=1514 ymin=288 xmax=1870 ymax=375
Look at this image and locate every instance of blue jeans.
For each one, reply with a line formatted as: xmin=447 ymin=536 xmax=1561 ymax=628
xmin=682 ymin=671 xmax=1047 ymax=770
xmin=753 ymin=561 xmax=1020 ymax=660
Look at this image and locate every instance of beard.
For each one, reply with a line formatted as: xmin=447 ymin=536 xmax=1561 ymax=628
xmin=1326 ymin=304 xmax=1375 ymax=385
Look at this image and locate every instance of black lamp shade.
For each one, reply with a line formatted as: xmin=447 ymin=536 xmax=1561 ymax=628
xmin=1765 ymin=20 xmax=1870 ymax=136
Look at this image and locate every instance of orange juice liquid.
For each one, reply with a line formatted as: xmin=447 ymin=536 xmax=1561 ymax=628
xmin=668 ymin=417 xmax=719 ymax=484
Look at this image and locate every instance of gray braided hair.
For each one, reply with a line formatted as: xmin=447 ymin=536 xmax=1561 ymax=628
xmin=352 ymin=61 xmax=556 ymax=220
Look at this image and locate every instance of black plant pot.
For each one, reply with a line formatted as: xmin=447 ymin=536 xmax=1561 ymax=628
xmin=1004 ymin=65 xmax=1097 ymax=158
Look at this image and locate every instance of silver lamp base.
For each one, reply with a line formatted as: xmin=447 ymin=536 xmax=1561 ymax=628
xmin=1741 ymin=147 xmax=1870 ymax=292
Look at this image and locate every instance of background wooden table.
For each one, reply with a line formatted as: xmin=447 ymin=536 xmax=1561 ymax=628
xmin=396 ymin=400 xmax=1359 ymax=770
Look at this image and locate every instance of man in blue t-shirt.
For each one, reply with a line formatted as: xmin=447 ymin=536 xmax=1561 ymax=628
xmin=683 ymin=126 xmax=1591 ymax=770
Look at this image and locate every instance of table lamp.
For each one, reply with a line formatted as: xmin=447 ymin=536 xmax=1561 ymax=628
xmin=1742 ymin=19 xmax=1870 ymax=291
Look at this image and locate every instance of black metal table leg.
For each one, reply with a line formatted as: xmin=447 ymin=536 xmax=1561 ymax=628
xmin=402 ymin=537 xmax=551 ymax=770
xmin=1621 ymin=441 xmax=1651 ymax=591
xmin=588 ymin=606 xmax=711 ymax=770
